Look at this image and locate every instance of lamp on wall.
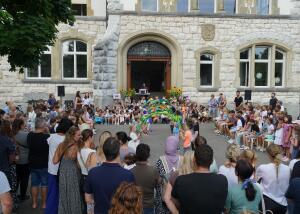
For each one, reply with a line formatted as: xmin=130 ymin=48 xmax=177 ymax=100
xmin=256 ymin=72 xmax=263 ymax=79
xmin=275 ymin=77 xmax=281 ymax=84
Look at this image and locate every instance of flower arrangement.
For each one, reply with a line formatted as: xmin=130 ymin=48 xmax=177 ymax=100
xmin=167 ymin=86 xmax=182 ymax=99
xmin=120 ymin=88 xmax=136 ymax=97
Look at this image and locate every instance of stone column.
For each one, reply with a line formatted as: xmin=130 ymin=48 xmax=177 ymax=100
xmin=190 ymin=0 xmax=199 ymax=12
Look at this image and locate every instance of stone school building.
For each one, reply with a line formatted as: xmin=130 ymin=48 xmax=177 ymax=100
xmin=0 ymin=0 xmax=300 ymax=116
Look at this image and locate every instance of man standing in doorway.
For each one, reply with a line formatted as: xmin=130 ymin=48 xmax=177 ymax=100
xmin=234 ymin=91 xmax=243 ymax=110
xmin=269 ymin=92 xmax=278 ymax=110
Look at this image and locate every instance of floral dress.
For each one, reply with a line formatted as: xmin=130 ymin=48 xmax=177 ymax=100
xmin=282 ymin=123 xmax=292 ymax=148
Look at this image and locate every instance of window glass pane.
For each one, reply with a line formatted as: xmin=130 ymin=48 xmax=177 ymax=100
xmin=198 ymin=0 xmax=214 ymax=14
xmin=275 ymin=49 xmax=284 ymax=60
xmin=76 ymin=41 xmax=87 ymax=52
xmin=141 ymin=0 xmax=157 ymax=11
xmin=63 ymin=41 xmax=74 ymax=53
xmin=224 ymin=0 xmax=235 ymax=14
xmin=240 ymin=49 xmax=249 ymax=59
xmin=71 ymin=4 xmax=87 ymax=16
xmin=240 ymin=62 xmax=249 ymax=86
xmin=275 ymin=63 xmax=283 ymax=86
xmin=200 ymin=64 xmax=212 ymax=86
xmin=40 ymin=54 xmax=51 ymax=77
xmin=255 ymin=46 xmax=269 ymax=60
xmin=257 ymin=0 xmax=269 ymax=15
xmin=200 ymin=54 xmax=213 ymax=61
xmin=255 ymin=63 xmax=268 ymax=86
xmin=27 ymin=65 xmax=39 ymax=77
xmin=77 ymin=55 xmax=87 ymax=78
xmin=177 ymin=0 xmax=188 ymax=12
xmin=63 ymin=55 xmax=74 ymax=78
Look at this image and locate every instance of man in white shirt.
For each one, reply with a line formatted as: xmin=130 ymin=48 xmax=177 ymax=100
xmin=0 ymin=171 xmax=12 ymax=214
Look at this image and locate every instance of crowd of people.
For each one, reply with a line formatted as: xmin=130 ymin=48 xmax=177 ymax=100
xmin=0 ymin=90 xmax=300 ymax=214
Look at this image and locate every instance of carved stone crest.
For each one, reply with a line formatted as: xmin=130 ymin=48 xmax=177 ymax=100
xmin=201 ymin=24 xmax=215 ymax=41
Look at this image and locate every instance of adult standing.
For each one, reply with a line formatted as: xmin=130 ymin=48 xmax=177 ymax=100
xmin=285 ymin=161 xmax=300 ymax=214
xmin=155 ymin=136 xmax=182 ymax=214
xmin=53 ymin=126 xmax=84 ymax=214
xmin=256 ymin=144 xmax=290 ymax=214
xmin=171 ymin=144 xmax=228 ymax=214
xmin=269 ymin=92 xmax=278 ymax=110
xmin=75 ymin=91 xmax=82 ymax=111
xmin=234 ymin=91 xmax=243 ymax=110
xmin=45 ymin=118 xmax=73 ymax=214
xmin=208 ymin=94 xmax=218 ymax=118
xmin=84 ymin=137 xmax=135 ymax=214
xmin=27 ymin=118 xmax=50 ymax=209
xmin=12 ymin=119 xmax=30 ymax=202
xmin=0 ymin=171 xmax=13 ymax=214
xmin=0 ymin=120 xmax=17 ymax=210
xmin=129 ymin=125 xmax=141 ymax=152
xmin=131 ymin=144 xmax=160 ymax=214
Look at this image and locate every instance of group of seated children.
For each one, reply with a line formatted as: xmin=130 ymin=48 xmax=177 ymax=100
xmin=214 ymin=103 xmax=296 ymax=162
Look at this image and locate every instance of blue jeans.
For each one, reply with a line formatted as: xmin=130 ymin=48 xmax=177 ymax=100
xmin=143 ymin=208 xmax=154 ymax=214
xmin=31 ymin=168 xmax=48 ymax=187
xmin=45 ymin=173 xmax=59 ymax=214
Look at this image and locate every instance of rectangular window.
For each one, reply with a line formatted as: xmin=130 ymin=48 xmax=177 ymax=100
xmin=257 ymin=0 xmax=269 ymax=15
xmin=240 ymin=62 xmax=249 ymax=87
xmin=177 ymin=0 xmax=188 ymax=12
xmin=26 ymin=51 xmax=51 ymax=79
xmin=71 ymin=4 xmax=87 ymax=16
xmin=200 ymin=64 xmax=212 ymax=86
xmin=63 ymin=55 xmax=75 ymax=78
xmin=275 ymin=63 xmax=283 ymax=86
xmin=255 ymin=63 xmax=268 ymax=86
xmin=224 ymin=0 xmax=236 ymax=14
xmin=255 ymin=46 xmax=269 ymax=59
xmin=198 ymin=0 xmax=214 ymax=14
xmin=141 ymin=0 xmax=157 ymax=12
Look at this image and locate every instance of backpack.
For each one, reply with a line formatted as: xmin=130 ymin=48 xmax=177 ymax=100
xmin=159 ymin=155 xmax=183 ymax=201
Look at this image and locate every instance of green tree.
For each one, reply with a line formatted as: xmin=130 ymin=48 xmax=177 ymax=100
xmin=0 ymin=0 xmax=74 ymax=72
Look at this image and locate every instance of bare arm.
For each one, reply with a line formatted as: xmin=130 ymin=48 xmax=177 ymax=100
xmin=0 ymin=192 xmax=13 ymax=214
xmin=164 ymin=183 xmax=179 ymax=214
xmin=87 ymin=152 xmax=96 ymax=169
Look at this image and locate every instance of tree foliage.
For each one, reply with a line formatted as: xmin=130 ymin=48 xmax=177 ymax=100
xmin=0 ymin=0 xmax=74 ymax=72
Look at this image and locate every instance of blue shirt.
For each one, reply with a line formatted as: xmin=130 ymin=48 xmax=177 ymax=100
xmin=84 ymin=162 xmax=135 ymax=214
xmin=286 ymin=178 xmax=300 ymax=214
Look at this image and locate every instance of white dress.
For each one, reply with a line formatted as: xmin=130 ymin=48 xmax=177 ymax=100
xmin=274 ymin=128 xmax=283 ymax=145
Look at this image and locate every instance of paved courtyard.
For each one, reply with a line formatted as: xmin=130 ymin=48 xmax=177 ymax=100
xmin=18 ymin=123 xmax=269 ymax=214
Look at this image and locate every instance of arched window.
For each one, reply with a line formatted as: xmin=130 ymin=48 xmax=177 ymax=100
xmin=200 ymin=53 xmax=214 ymax=86
xmin=26 ymin=47 xmax=51 ymax=79
xmin=239 ymin=44 xmax=287 ymax=87
xmin=62 ymin=40 xmax=87 ymax=79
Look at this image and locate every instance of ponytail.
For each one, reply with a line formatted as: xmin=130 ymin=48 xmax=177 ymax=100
xmin=266 ymin=144 xmax=282 ymax=179
xmin=245 ymin=181 xmax=257 ymax=201
xmin=274 ymin=154 xmax=281 ymax=179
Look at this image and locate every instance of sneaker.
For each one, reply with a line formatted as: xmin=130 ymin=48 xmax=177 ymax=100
xmin=259 ymin=148 xmax=264 ymax=152
xmin=227 ymin=139 xmax=234 ymax=144
xmin=240 ymin=145 xmax=245 ymax=150
xmin=244 ymin=146 xmax=249 ymax=150
xmin=257 ymin=146 xmax=261 ymax=150
xmin=93 ymin=129 xmax=97 ymax=135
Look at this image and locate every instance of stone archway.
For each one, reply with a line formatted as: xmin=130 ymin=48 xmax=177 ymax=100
xmin=117 ymin=30 xmax=183 ymax=91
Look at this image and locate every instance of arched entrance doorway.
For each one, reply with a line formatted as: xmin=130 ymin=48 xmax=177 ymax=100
xmin=127 ymin=41 xmax=171 ymax=93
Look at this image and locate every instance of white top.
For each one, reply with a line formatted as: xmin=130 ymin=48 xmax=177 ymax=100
xmin=218 ymin=165 xmax=238 ymax=189
xmin=289 ymin=159 xmax=300 ymax=171
xmin=129 ymin=132 xmax=140 ymax=152
xmin=0 ymin=172 xmax=11 ymax=214
xmin=82 ymin=97 xmax=91 ymax=106
xmin=267 ymin=124 xmax=275 ymax=134
xmin=77 ymin=148 xmax=95 ymax=176
xmin=236 ymin=119 xmax=243 ymax=131
xmin=274 ymin=128 xmax=283 ymax=145
xmin=48 ymin=134 xmax=65 ymax=175
xmin=256 ymin=163 xmax=290 ymax=206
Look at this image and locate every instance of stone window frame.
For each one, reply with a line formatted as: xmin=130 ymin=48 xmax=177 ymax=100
xmin=236 ymin=40 xmax=292 ymax=89
xmin=25 ymin=47 xmax=52 ymax=80
xmin=62 ymin=39 xmax=88 ymax=80
xmin=195 ymin=47 xmax=221 ymax=91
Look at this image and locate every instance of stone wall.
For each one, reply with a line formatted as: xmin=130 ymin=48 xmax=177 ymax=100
xmin=0 ymin=18 xmax=106 ymax=109
xmin=118 ymin=15 xmax=300 ymax=117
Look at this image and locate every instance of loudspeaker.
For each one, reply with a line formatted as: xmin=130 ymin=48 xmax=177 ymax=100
xmin=57 ymin=86 xmax=65 ymax=97
xmin=244 ymin=90 xmax=252 ymax=101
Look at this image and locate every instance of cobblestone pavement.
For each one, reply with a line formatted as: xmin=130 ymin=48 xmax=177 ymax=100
xmin=17 ymin=123 xmax=269 ymax=214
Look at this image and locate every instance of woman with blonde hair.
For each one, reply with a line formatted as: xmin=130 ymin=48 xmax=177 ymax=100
xmin=88 ymin=131 xmax=112 ymax=168
xmin=219 ymin=144 xmax=240 ymax=188
xmin=239 ymin=149 xmax=257 ymax=168
xmin=256 ymin=144 xmax=290 ymax=214
xmin=109 ymin=182 xmax=143 ymax=214
xmin=164 ymin=151 xmax=195 ymax=214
